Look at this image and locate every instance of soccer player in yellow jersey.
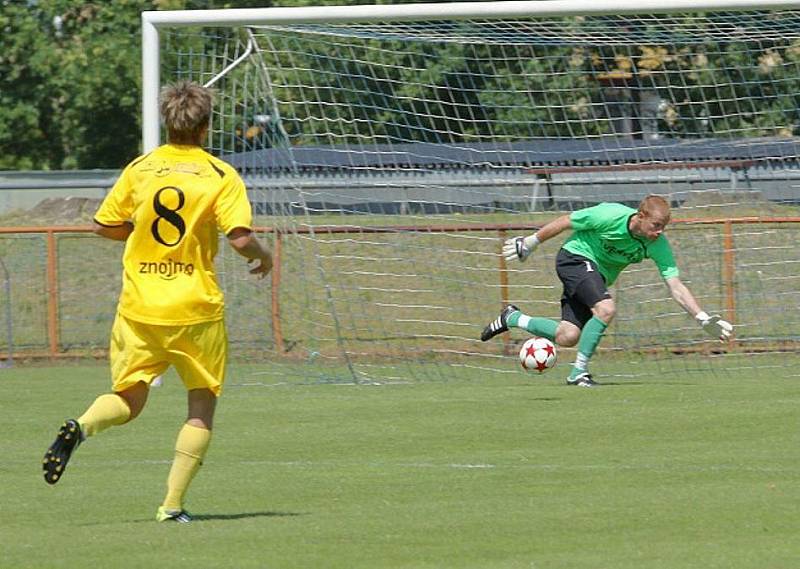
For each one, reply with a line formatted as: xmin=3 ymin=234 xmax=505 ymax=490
xmin=42 ymin=81 xmax=273 ymax=523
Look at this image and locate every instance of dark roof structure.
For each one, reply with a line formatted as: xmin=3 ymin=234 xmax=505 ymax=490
xmin=225 ymin=137 xmax=800 ymax=173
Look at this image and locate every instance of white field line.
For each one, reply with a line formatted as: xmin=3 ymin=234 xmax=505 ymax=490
xmin=67 ymin=458 xmax=799 ymax=474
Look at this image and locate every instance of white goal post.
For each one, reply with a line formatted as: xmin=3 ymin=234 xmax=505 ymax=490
xmin=141 ymin=0 xmax=800 ymax=384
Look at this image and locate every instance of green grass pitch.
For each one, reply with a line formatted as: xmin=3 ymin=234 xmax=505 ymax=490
xmin=3 ymin=361 xmax=800 ymax=568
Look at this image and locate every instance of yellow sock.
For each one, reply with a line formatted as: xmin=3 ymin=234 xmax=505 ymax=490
xmin=162 ymin=423 xmax=212 ymax=511
xmin=77 ymin=393 xmax=131 ymax=438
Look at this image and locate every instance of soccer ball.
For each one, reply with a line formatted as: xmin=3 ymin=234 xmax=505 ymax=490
xmin=518 ymin=337 xmax=557 ymax=373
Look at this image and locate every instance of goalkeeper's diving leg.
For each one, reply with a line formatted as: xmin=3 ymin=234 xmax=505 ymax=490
xmin=480 ymin=299 xmax=613 ymax=388
xmin=481 ymin=305 xmax=559 ymax=342
xmin=563 ymin=297 xmax=615 ymax=388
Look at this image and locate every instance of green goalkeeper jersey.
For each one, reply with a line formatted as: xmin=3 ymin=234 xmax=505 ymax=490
xmin=562 ymin=202 xmax=679 ymax=286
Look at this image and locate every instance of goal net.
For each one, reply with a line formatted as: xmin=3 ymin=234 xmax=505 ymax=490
xmin=147 ymin=1 xmax=800 ymax=383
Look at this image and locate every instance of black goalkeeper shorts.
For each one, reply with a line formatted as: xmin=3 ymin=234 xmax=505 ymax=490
xmin=555 ymin=249 xmax=612 ymax=329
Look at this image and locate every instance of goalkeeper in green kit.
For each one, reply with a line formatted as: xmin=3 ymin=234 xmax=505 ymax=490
xmin=481 ymin=195 xmax=733 ymax=387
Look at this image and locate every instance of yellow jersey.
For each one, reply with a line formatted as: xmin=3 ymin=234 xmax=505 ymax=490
xmin=95 ymin=144 xmax=252 ymax=325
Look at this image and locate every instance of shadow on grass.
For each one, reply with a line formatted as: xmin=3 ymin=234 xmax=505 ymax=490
xmin=193 ymin=511 xmax=305 ymax=521
xmin=93 ymin=511 xmax=306 ymax=525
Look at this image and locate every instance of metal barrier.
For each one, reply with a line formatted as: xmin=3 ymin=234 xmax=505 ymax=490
xmin=1 ymin=216 xmax=798 ymax=359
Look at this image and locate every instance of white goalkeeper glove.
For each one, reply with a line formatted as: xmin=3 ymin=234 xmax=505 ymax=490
xmin=502 ymin=234 xmax=540 ymax=263
xmin=695 ymin=311 xmax=733 ymax=342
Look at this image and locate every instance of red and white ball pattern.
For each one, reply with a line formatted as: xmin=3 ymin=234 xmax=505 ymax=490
xmin=518 ymin=337 xmax=557 ymax=373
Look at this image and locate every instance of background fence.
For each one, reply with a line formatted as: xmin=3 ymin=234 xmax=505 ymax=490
xmin=1 ymin=217 xmax=798 ymax=367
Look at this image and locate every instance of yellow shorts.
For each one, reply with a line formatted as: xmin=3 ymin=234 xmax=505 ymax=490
xmin=109 ymin=313 xmax=228 ymax=396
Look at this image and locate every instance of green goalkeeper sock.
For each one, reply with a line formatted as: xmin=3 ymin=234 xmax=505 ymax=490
xmin=507 ymin=310 xmax=558 ymax=342
xmin=569 ymin=316 xmax=608 ymax=377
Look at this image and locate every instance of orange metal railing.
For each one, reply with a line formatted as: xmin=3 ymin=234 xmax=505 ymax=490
xmin=2 ymin=216 xmax=799 ymax=358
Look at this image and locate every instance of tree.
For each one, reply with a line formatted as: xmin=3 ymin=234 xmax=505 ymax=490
xmin=1 ymin=0 xmax=452 ymax=170
xmin=1 ymin=1 xmax=145 ymax=169
xmin=3 ymin=2 xmax=799 ymax=169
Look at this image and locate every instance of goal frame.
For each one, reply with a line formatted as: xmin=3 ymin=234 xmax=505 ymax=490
xmin=141 ymin=0 xmax=800 ymax=152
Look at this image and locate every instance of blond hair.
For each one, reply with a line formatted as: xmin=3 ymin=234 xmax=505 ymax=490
xmin=159 ymin=81 xmax=213 ymax=144
xmin=638 ymin=194 xmax=671 ymax=222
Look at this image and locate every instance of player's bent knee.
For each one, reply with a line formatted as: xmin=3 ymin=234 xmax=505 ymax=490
xmin=555 ymin=323 xmax=580 ymax=347
xmin=118 ymin=381 xmax=149 ymax=420
xmin=592 ymin=299 xmax=617 ymax=323
xmin=556 ymin=333 xmax=578 ymax=347
xmin=186 ymin=417 xmax=213 ymax=431
xmin=187 ymin=388 xmax=217 ymax=430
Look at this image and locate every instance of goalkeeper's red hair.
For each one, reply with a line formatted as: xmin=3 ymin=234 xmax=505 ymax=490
xmin=160 ymin=80 xmax=214 ymax=145
xmin=631 ymin=195 xmax=671 ymax=241
xmin=638 ymin=194 xmax=671 ymax=223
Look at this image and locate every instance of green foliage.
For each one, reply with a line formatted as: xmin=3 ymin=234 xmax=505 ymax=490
xmin=0 ymin=1 xmax=145 ymax=169
xmin=4 ymin=4 xmax=800 ymax=168
xmin=0 ymin=0 xmax=411 ymax=169
xmin=481 ymin=44 xmax=607 ymax=139
xmin=0 ymin=0 xmax=321 ymax=170
xmin=631 ymin=41 xmax=800 ymax=138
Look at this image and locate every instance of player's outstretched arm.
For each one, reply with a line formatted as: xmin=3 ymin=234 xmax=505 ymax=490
xmin=502 ymin=214 xmax=571 ymax=263
xmin=227 ymin=227 xmax=273 ymax=279
xmin=665 ymin=277 xmax=733 ymax=342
